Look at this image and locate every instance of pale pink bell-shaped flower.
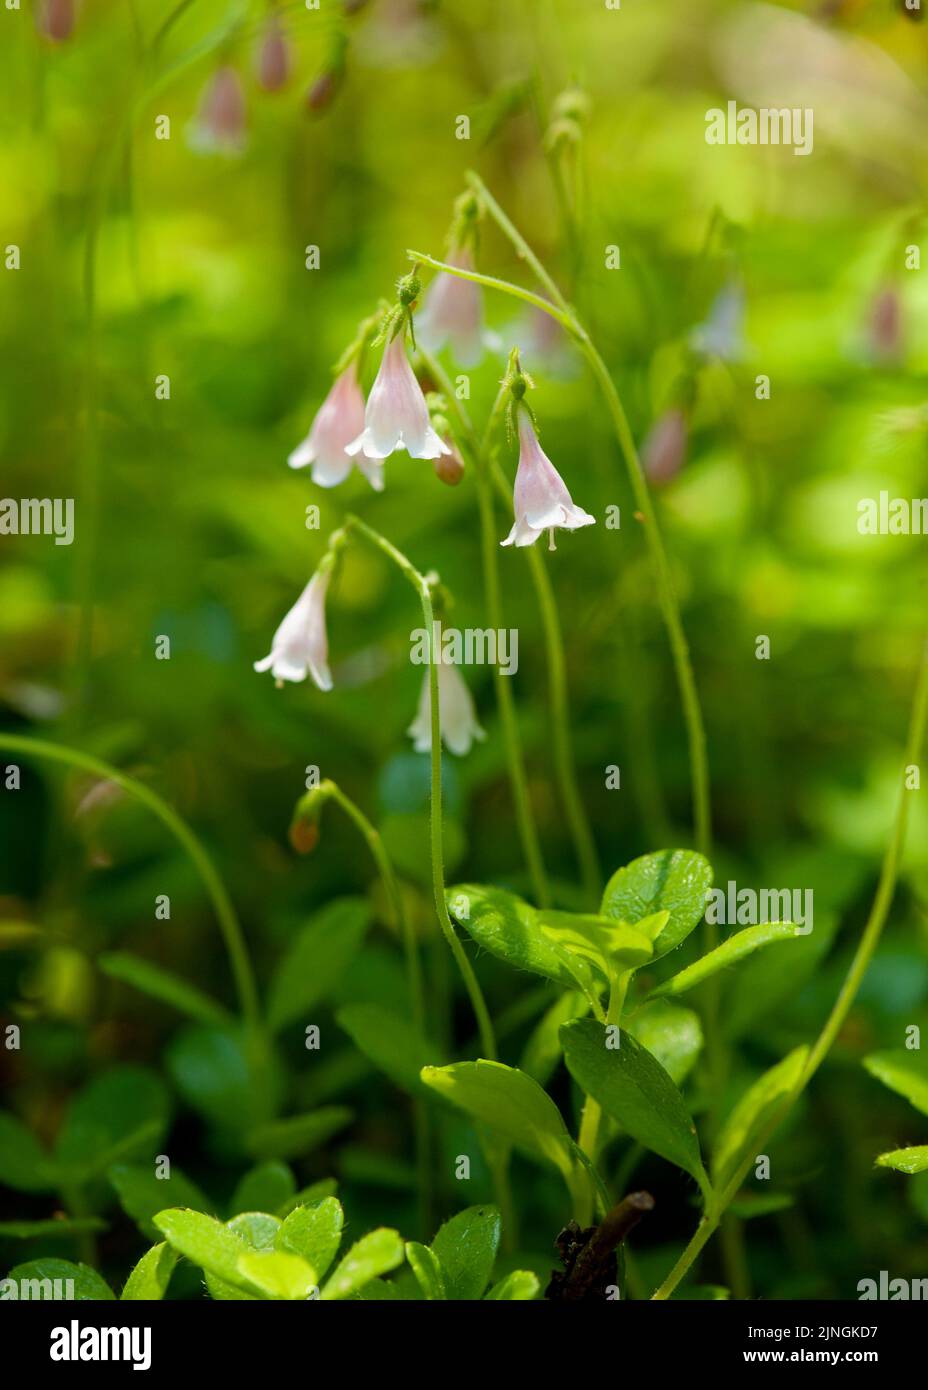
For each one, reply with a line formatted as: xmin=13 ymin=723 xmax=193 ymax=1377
xmin=189 ymin=67 xmax=247 ymax=156
xmin=408 ymin=662 xmax=486 ymax=757
xmin=288 ymin=364 xmax=383 ymax=490
xmin=501 ymin=412 xmax=595 ymax=549
xmin=416 ymin=248 xmax=485 ymax=366
xmin=254 ymin=570 xmax=333 ymax=689
xmin=255 ymin=16 xmax=291 ymax=92
xmin=347 ymin=334 xmax=451 ymax=462
xmin=38 ymin=0 xmax=74 ymax=41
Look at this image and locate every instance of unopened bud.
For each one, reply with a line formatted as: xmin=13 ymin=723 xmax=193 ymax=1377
xmin=433 ymin=446 xmax=465 ymax=486
xmin=307 ymin=68 xmax=342 ymax=114
xmin=289 ymin=782 xmax=334 ymax=854
xmin=38 ymin=0 xmax=74 ymax=41
xmin=256 ymin=17 xmax=291 ymax=93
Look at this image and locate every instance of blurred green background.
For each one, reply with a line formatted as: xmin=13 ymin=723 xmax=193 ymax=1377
xmin=1 ymin=0 xmax=928 ymax=1298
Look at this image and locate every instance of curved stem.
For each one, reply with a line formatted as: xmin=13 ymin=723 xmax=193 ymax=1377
xmin=651 ymin=635 xmax=928 ymax=1299
xmin=0 ymin=734 xmax=261 ymax=1031
xmin=343 ymin=517 xmax=497 ymax=1059
xmin=323 ymin=779 xmax=431 ymax=1235
xmin=411 ymin=175 xmax=712 ymax=857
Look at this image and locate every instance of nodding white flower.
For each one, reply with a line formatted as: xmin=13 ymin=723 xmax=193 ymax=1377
xmin=642 ymin=408 xmax=688 ymax=486
xmin=256 ymin=16 xmax=292 ymax=93
xmin=416 ymin=249 xmax=485 ymax=367
xmin=38 ymin=0 xmax=74 ymax=41
xmin=254 ymin=569 xmax=333 ymax=689
xmin=346 ymin=334 xmax=451 ymax=462
xmin=501 ymin=411 xmax=595 ymax=549
xmin=690 ymin=283 xmax=746 ymax=362
xmin=189 ymin=67 xmax=247 ymax=157
xmin=288 ymin=364 xmax=383 ymax=490
xmin=408 ymin=662 xmax=486 ymax=757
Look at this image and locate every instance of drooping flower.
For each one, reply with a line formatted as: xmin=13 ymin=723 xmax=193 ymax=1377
xmin=288 ymin=363 xmax=383 ymax=490
xmin=407 ymin=661 xmax=486 ymax=757
xmin=432 ymin=442 xmax=465 ymax=487
xmin=689 ymin=283 xmax=747 ymax=362
xmin=416 ymin=248 xmax=485 ymax=366
xmin=254 ymin=569 xmax=333 ymax=689
xmin=38 ymin=0 xmax=74 ymax=41
xmin=255 ymin=15 xmax=291 ymax=93
xmin=501 ymin=411 xmax=595 ymax=549
xmin=347 ymin=333 xmax=451 ymax=462
xmin=189 ymin=67 xmax=247 ymax=157
xmin=642 ymin=408 xmax=688 ymax=486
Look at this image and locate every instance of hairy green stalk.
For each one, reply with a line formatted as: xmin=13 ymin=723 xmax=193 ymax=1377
xmin=343 ymin=516 xmax=497 ymax=1060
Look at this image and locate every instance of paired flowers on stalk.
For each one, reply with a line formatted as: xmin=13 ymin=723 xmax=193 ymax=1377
xmin=254 ymin=528 xmax=484 ymax=756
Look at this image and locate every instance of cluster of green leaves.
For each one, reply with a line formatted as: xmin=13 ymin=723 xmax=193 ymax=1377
xmin=864 ymin=1050 xmax=928 ymax=1175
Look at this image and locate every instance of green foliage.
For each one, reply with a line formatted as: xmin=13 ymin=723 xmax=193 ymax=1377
xmin=122 ymin=1243 xmax=178 ymax=1300
xmin=561 ymin=1019 xmax=711 ymax=1201
xmin=601 ymin=851 xmax=713 ymax=961
xmin=98 ymin=952 xmax=232 ymax=1026
xmin=713 ymin=1048 xmax=809 ymax=1191
xmin=649 ymin=923 xmax=801 ymax=999
xmin=863 ymin=1050 xmax=928 ymax=1117
xmin=267 ymin=899 xmax=371 ymax=1033
xmin=875 ymin=1147 xmax=928 ymax=1175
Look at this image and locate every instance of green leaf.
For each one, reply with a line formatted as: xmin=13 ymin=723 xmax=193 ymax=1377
xmin=276 ymin=1197 xmax=343 ymax=1280
xmin=154 ymin=1208 xmax=263 ymax=1297
xmin=246 ymin=1107 xmax=352 ymax=1161
xmin=230 ymin=1162 xmax=296 ymax=1217
xmin=729 ymin=1193 xmax=794 ymax=1219
xmin=650 ymin=923 xmax=801 ymax=998
xmin=446 ymin=883 xmax=594 ymax=991
xmin=430 ymin=1204 xmax=500 ymax=1300
xmin=405 ymin=1241 xmax=447 ymax=1299
xmin=278 ymin=1178 xmax=338 ymax=1217
xmin=485 ymin=1270 xmax=540 ymax=1300
xmin=864 ymin=1050 xmax=928 ymax=1117
xmin=0 ymin=1112 xmax=54 ymax=1192
xmin=237 ymin=1249 xmax=318 ymax=1300
xmin=267 ymin=898 xmax=370 ymax=1033
xmin=875 ymin=1146 xmax=928 ymax=1174
xmin=98 ymin=952 xmax=231 ymax=1026
xmin=561 ymin=1018 xmax=710 ymax=1200
xmin=627 ymin=1000 xmax=703 ymax=1087
xmin=0 ymin=1217 xmax=105 ymax=1239
xmin=713 ymin=1047 xmax=809 ymax=1190
xmin=109 ymin=1163 xmax=213 ymax=1241
xmin=320 ymin=1228 xmax=405 ymax=1300
xmin=121 ymin=1243 xmax=177 ymax=1300
xmin=721 ymin=914 xmax=838 ymax=1040
xmin=421 ymin=1061 xmax=575 ymax=1179
xmin=336 ymin=1004 xmax=444 ymax=1096
xmin=601 ymin=850 xmax=713 ymax=960
xmin=54 ymin=1066 xmax=170 ymax=1180
xmin=7 ymin=1258 xmax=114 ymax=1300
xmin=205 ymin=1213 xmax=281 ymax=1301
xmin=520 ymin=992 xmax=589 ymax=1086
xmin=168 ymin=1023 xmax=281 ymax=1133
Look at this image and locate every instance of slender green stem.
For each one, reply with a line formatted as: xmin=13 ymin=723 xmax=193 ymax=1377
xmin=0 ymin=733 xmax=261 ymax=1032
xmin=323 ymin=779 xmax=431 ymax=1236
xmin=417 ymin=352 xmax=550 ymax=908
xmin=410 ymin=172 xmax=712 ymax=858
xmin=651 ymin=636 xmax=928 ymax=1299
xmin=343 ymin=517 xmax=497 ymax=1059
xmin=421 ymin=349 xmax=598 ymax=903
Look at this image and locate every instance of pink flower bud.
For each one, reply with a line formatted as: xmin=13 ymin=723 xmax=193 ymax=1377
xmin=642 ymin=409 xmax=688 ymax=486
xmin=38 ymin=0 xmax=74 ymax=42
xmin=416 ymin=248 xmax=485 ymax=367
xmin=288 ymin=363 xmax=382 ymax=490
xmin=868 ymin=287 xmax=903 ymax=362
xmin=433 ymin=445 xmax=465 ymax=486
xmin=501 ymin=411 xmax=595 ymax=549
xmin=347 ymin=334 xmax=451 ymax=463
xmin=254 ymin=569 xmax=333 ymax=689
xmin=189 ymin=67 xmax=247 ymax=157
xmin=255 ymin=16 xmax=291 ymax=93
